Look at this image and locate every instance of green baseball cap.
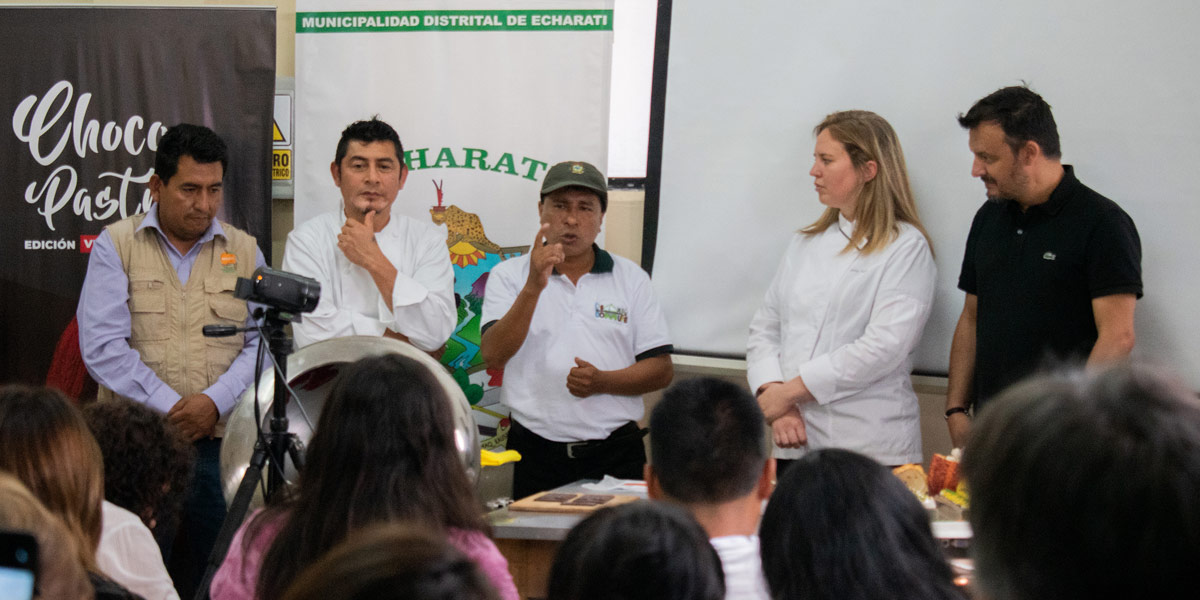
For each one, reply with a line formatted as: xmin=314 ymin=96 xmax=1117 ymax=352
xmin=540 ymin=161 xmax=608 ymax=210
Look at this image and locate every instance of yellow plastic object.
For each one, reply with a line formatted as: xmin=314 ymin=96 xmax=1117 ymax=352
xmin=481 ymin=449 xmax=522 ymax=467
xmin=939 ymin=488 xmax=969 ymax=508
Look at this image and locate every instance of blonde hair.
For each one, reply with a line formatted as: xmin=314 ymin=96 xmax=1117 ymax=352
xmin=0 ymin=471 xmax=92 ymax=600
xmin=802 ymin=110 xmax=932 ymax=255
xmin=0 ymin=385 xmax=105 ymax=572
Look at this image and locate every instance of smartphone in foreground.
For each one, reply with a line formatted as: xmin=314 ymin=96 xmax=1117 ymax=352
xmin=0 ymin=531 xmax=36 ymax=600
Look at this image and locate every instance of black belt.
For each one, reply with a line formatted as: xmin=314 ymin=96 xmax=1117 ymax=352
xmin=515 ymin=419 xmax=648 ymax=460
xmin=566 ymin=421 xmax=648 ymax=460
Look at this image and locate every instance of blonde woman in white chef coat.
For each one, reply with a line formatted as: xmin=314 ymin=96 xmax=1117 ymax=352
xmin=747 ymin=110 xmax=936 ymax=468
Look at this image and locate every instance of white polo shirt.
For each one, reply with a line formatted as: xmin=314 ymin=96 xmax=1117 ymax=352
xmin=482 ymin=247 xmax=672 ymax=442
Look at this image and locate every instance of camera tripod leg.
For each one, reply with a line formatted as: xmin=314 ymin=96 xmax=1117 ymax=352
xmin=192 ymin=442 xmax=269 ymax=600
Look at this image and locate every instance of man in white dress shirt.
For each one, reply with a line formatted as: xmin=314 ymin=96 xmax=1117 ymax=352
xmin=645 ymin=378 xmax=773 ymax=600
xmin=282 ymin=118 xmax=455 ymax=351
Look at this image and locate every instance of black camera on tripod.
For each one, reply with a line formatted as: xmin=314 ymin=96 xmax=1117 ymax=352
xmin=234 ymin=266 xmax=321 ymax=314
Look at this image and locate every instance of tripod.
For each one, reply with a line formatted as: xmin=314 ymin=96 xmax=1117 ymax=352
xmin=194 ymin=308 xmax=306 ymax=600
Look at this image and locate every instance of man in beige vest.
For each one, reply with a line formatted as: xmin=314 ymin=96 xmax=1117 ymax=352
xmin=77 ymin=123 xmax=263 ymax=598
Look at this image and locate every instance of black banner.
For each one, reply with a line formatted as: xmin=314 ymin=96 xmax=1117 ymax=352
xmin=0 ymin=7 xmax=275 ymax=387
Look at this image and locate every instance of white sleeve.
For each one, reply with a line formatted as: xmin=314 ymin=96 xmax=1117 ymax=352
xmin=282 ymin=225 xmax=386 ymax=348
xmin=378 ymin=229 xmax=456 ymax=352
xmin=629 ymin=267 xmax=672 ymax=357
xmin=746 ymin=241 xmax=792 ymax=392
xmin=96 ymin=504 xmax=179 ymax=600
xmin=797 ymin=234 xmax=937 ymax=404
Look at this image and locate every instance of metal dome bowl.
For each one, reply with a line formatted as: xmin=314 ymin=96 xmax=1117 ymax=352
xmin=219 ymin=335 xmax=480 ymax=507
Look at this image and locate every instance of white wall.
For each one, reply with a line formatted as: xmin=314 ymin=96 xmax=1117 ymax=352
xmin=650 ymin=0 xmax=1200 ymax=386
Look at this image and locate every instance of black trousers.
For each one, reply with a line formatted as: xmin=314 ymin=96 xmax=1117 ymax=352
xmin=508 ymin=418 xmax=647 ymax=500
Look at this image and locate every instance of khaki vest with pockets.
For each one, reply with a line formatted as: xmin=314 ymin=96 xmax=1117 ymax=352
xmin=98 ymin=213 xmax=258 ymax=434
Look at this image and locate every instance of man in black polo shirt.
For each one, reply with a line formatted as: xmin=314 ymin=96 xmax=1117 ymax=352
xmin=944 ymin=86 xmax=1142 ymax=448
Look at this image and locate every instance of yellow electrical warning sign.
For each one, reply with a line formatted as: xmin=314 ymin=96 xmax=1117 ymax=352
xmin=272 ymin=149 xmax=291 ymax=181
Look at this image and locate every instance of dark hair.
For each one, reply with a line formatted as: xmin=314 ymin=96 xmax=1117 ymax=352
xmin=0 ymin=385 xmax=105 ymax=572
xmin=957 ymin=85 xmax=1061 ymax=158
xmin=962 ymin=364 xmax=1200 ymax=600
xmin=548 ymin=501 xmax=725 ymax=600
xmin=82 ymin=399 xmax=195 ymax=539
xmin=280 ymin=523 xmax=500 ymax=600
xmin=154 ymin=123 xmax=228 ymax=183
xmin=650 ymin=378 xmax=766 ymax=503
xmin=760 ymin=449 xmax=964 ymax=600
xmin=252 ymin=354 xmax=487 ymax=599
xmin=334 ymin=117 xmax=404 ymax=166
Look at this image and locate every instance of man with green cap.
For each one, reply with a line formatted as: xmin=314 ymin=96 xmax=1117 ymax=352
xmin=481 ymin=160 xmax=674 ymax=499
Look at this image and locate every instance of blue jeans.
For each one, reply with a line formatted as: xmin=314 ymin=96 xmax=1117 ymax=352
xmin=168 ymin=437 xmax=226 ymax=599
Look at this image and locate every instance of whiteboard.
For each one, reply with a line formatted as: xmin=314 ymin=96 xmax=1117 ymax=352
xmin=650 ymin=0 xmax=1200 ymax=386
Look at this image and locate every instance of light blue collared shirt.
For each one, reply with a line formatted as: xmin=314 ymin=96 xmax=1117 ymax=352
xmin=77 ymin=205 xmax=265 ymax=416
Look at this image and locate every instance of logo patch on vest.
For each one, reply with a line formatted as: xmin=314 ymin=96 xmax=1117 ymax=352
xmin=1042 ymin=251 xmax=1057 ymax=261
xmin=221 ymin=252 xmax=237 ymax=272
xmin=594 ymin=303 xmax=628 ymax=323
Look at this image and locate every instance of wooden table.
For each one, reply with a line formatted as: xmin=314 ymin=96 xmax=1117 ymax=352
xmin=488 ymin=481 xmax=647 ymax=599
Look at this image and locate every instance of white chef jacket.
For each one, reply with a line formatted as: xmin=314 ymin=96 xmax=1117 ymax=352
xmin=746 ymin=213 xmax=936 ymax=465
xmin=281 ymin=209 xmax=456 ymax=352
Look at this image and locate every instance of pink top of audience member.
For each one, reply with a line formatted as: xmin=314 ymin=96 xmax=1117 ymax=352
xmin=210 ymin=510 xmax=518 ymax=600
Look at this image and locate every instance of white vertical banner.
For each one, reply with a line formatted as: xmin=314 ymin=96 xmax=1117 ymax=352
xmin=295 ymin=0 xmax=613 ymax=440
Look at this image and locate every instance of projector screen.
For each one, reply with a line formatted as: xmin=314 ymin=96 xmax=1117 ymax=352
xmin=650 ymin=0 xmax=1200 ymax=386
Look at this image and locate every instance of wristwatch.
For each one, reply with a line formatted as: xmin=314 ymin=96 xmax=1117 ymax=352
xmin=944 ymin=406 xmax=970 ymax=420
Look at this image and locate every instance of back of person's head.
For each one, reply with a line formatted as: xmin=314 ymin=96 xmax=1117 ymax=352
xmin=82 ymin=399 xmax=195 ymax=536
xmin=649 ymin=377 xmax=767 ymax=504
xmin=805 ymin=109 xmax=930 ymax=256
xmin=957 ymin=85 xmax=1061 ymax=159
xmin=255 ymin=353 xmax=485 ymax=599
xmin=0 ymin=385 xmax=104 ymax=572
xmin=334 ymin=116 xmax=404 ymax=166
xmin=154 ymin=122 xmax=228 ymax=182
xmin=963 ymin=363 xmax=1200 ymax=600
xmin=548 ymin=501 xmax=725 ymax=600
xmin=760 ymin=449 xmax=963 ymax=600
xmin=0 ymin=471 xmax=92 ymax=600
xmin=280 ymin=523 xmax=499 ymax=600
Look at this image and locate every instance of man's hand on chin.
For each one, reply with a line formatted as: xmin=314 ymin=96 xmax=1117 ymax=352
xmin=338 ymin=210 xmax=384 ymax=268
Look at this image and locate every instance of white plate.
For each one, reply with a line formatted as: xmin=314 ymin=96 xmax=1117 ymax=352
xmin=931 ymin=520 xmax=973 ymax=539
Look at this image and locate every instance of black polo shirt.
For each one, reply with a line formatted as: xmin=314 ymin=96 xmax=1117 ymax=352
xmin=958 ymin=165 xmax=1142 ymax=409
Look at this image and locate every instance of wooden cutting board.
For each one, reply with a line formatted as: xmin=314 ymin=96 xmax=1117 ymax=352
xmin=508 ymin=491 xmax=640 ymax=513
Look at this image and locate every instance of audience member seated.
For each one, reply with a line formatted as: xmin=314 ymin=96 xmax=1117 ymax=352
xmin=211 ymin=354 xmax=518 ymax=600
xmin=645 ymin=377 xmax=773 ymax=600
xmin=0 ymin=384 xmax=148 ymax=599
xmin=84 ymin=399 xmax=193 ymax=600
xmin=759 ymin=448 xmax=964 ymax=600
xmin=548 ymin=500 xmax=725 ymax=600
xmin=280 ymin=523 xmax=500 ymax=600
xmin=962 ymin=363 xmax=1200 ymax=600
xmin=0 ymin=471 xmax=92 ymax=600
